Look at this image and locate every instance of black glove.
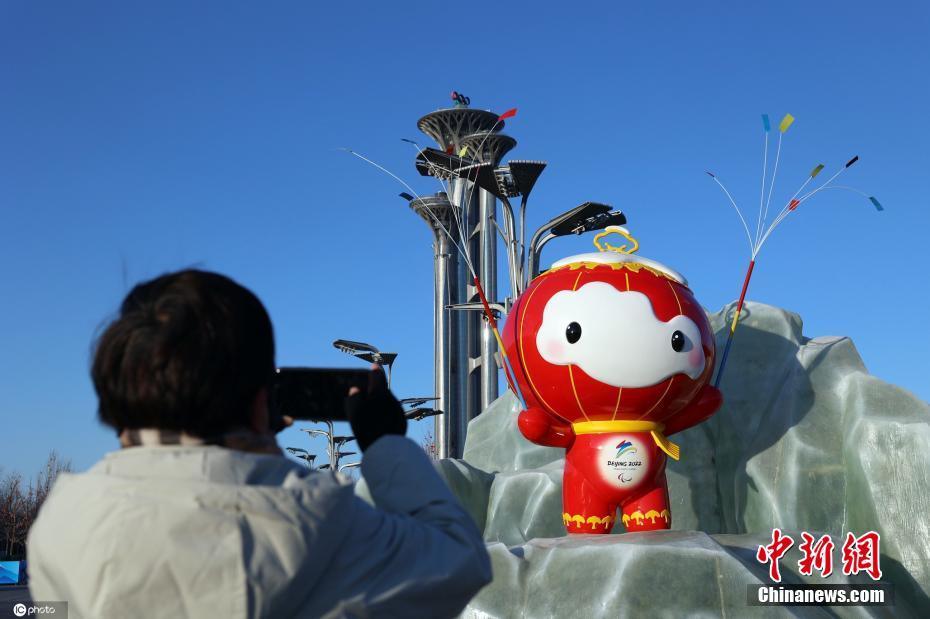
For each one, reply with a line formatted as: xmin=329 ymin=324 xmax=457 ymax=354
xmin=345 ymin=366 xmax=407 ymax=452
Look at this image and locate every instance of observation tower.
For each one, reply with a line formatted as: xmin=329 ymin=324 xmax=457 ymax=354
xmin=409 ymin=95 xmax=526 ymax=459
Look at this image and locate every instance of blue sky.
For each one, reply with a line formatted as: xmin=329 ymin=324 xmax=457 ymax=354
xmin=2 ymin=1 xmax=928 ymax=476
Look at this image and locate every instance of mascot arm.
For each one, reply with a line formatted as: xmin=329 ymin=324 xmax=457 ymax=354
xmin=518 ymin=407 xmax=575 ymax=448
xmin=664 ymin=385 xmax=723 ymax=436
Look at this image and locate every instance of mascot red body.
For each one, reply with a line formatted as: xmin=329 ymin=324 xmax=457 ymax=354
xmin=502 ymin=236 xmax=722 ymax=534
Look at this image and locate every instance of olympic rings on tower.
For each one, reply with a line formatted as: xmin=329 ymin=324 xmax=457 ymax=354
xmin=450 ymin=91 xmax=470 ymax=107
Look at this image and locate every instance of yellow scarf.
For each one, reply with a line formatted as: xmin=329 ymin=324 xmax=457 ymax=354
xmin=571 ymin=420 xmax=680 ymax=460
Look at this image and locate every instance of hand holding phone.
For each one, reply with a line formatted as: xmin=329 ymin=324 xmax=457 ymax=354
xmin=345 ymin=365 xmax=407 ymax=451
xmin=272 ymin=367 xmax=370 ymax=422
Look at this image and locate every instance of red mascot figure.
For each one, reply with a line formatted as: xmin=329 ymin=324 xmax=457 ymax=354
xmin=502 ymin=227 xmax=722 ymax=534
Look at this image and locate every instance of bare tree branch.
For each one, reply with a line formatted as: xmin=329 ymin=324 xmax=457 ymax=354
xmin=0 ymin=451 xmax=71 ymax=559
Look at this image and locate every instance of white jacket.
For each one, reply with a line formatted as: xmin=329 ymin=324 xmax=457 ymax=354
xmin=27 ymin=436 xmax=491 ymax=618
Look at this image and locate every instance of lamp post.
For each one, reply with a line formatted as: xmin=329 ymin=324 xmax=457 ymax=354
xmin=404 ymin=408 xmax=444 ymax=422
xmin=299 ymin=424 xmax=335 ymax=468
xmin=332 ymin=451 xmax=357 ymax=470
xmin=333 ymin=436 xmax=355 ymax=449
xmin=398 ymin=396 xmax=438 ymax=408
xmin=526 ymin=204 xmax=626 ymax=281
xmin=332 ymin=339 xmax=398 ymax=387
xmin=285 ymin=447 xmax=317 ymax=469
xmin=332 ymin=436 xmax=355 ymax=469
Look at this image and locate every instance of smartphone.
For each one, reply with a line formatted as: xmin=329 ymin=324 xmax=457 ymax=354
xmin=271 ymin=367 xmax=370 ymax=422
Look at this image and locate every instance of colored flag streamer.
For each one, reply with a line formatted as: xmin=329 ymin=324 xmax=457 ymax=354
xmin=498 ymin=108 xmax=517 ymax=121
xmin=708 ymin=113 xmax=882 ymax=388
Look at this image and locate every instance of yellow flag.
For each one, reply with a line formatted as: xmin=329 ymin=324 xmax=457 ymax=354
xmin=779 ymin=113 xmax=795 ymax=133
xmin=458 ymin=146 xmax=468 ymax=157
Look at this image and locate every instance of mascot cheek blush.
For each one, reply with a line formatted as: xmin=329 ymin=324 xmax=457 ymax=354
xmin=502 ymin=232 xmax=722 ymax=534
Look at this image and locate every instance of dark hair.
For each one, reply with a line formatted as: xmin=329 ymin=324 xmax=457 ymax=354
xmin=91 ymin=269 xmax=275 ymax=437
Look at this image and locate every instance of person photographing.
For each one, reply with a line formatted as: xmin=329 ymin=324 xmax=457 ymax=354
xmin=27 ymin=269 xmax=492 ymax=618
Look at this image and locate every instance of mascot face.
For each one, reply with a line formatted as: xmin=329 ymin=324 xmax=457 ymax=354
xmin=502 ymin=252 xmax=715 ymax=425
xmin=535 ymin=282 xmax=706 ymax=388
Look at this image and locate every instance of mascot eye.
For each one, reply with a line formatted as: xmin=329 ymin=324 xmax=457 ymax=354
xmin=671 ymin=330 xmax=685 ymax=352
xmin=565 ymin=322 xmax=582 ymax=344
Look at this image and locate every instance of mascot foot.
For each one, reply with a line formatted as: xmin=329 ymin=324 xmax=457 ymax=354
xmin=620 ymin=485 xmax=671 ymax=532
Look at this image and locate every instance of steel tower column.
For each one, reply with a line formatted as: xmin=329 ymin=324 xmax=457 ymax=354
xmin=478 ymin=188 xmax=499 ymax=411
xmin=410 ymin=194 xmax=459 ymax=459
xmin=413 ymin=107 xmax=516 ymax=459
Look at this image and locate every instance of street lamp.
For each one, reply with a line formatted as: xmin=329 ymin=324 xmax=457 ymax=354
xmin=459 ymin=161 xmax=522 ymax=298
xmin=398 ymin=396 xmax=439 ymax=408
xmin=404 ymin=408 xmax=444 ymax=421
xmin=285 ymin=447 xmax=317 ymax=469
xmin=332 ymin=450 xmax=357 ymax=470
xmin=299 ymin=424 xmax=335 ymax=468
xmin=507 ymin=160 xmax=547 ymax=282
xmin=527 ymin=203 xmax=627 ymax=282
xmin=332 ymin=339 xmax=398 ymax=387
xmin=400 ymin=397 xmax=444 ymax=421
xmin=333 ymin=436 xmax=355 ymax=449
xmin=460 ymin=159 xmax=548 ymax=298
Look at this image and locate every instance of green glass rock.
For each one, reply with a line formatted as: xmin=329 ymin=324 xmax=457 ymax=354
xmin=426 ymin=302 xmax=930 ymax=616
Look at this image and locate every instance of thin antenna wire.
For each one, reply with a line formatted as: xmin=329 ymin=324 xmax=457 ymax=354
xmin=755 ymin=162 xmax=852 ymax=254
xmin=752 ymin=170 xmax=819 ymax=257
xmin=455 ymin=120 xmax=504 ymax=256
xmin=343 ymin=134 xmax=528 ymax=411
xmin=707 ymin=172 xmax=754 ymax=254
xmin=760 ymin=130 xmax=784 ymax=244
xmin=401 ymin=138 xmax=451 ymax=196
xmin=342 ymin=149 xmax=476 ymax=276
xmin=454 ymin=112 xmax=515 ymax=262
xmin=817 ymin=185 xmax=872 ymax=199
xmin=796 ymin=164 xmax=851 ymax=203
xmin=455 ymin=118 xmax=505 ymax=177
xmin=448 ymin=170 xmax=473 ymax=260
xmin=401 ymin=140 xmax=474 ymax=257
xmin=754 ymin=122 xmax=769 ymax=247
